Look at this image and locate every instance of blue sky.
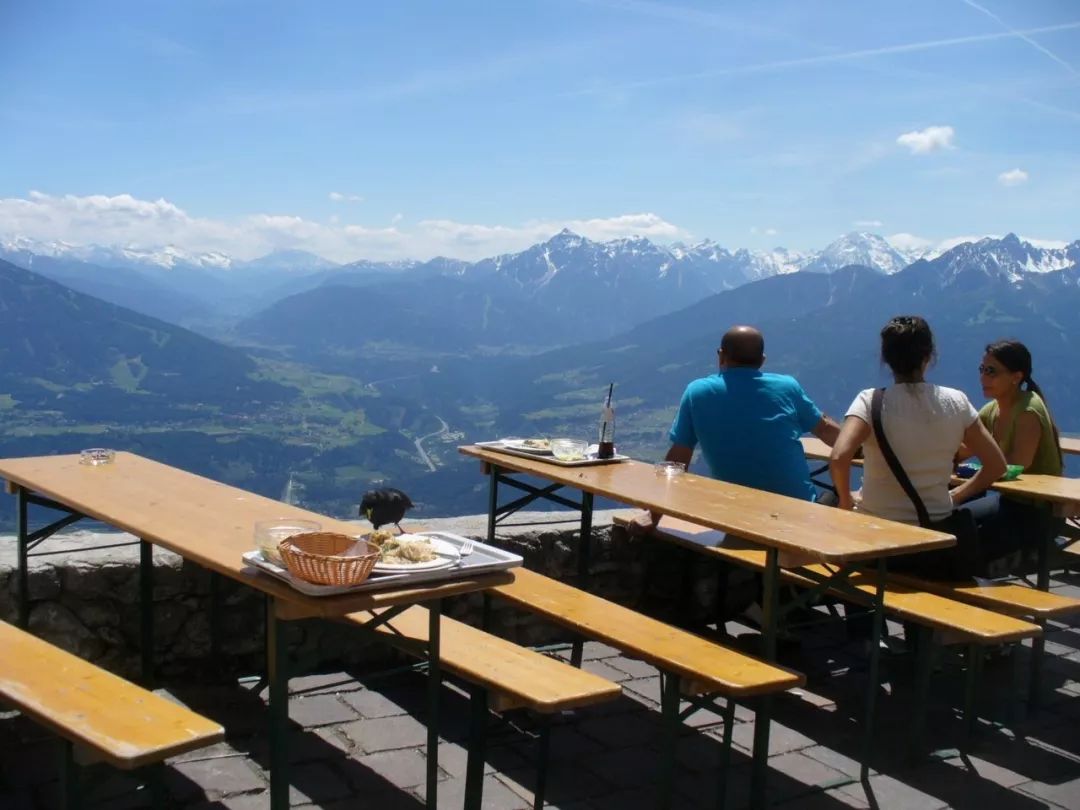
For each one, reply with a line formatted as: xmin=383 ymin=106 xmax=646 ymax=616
xmin=1 ymin=0 xmax=1078 ymax=261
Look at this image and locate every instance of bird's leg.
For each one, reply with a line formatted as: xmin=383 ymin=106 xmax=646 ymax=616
xmin=395 ymin=522 xmax=404 ymax=534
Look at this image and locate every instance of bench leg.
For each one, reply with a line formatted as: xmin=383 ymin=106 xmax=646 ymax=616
xmin=858 ymin=558 xmax=887 ymax=784
xmin=749 ymin=548 xmax=779 ymax=810
xmin=140 ymin=539 xmax=155 ymax=687
xmin=717 ymin=699 xmax=736 ymax=810
xmin=60 ymin=740 xmax=81 ymax=810
xmin=533 ymin=714 xmax=551 ymax=810
xmin=464 ymin=685 xmax=489 ymax=810
xmin=658 ymin=671 xmax=681 ymax=810
xmin=142 ymin=762 xmax=166 ymax=808
xmin=908 ymin=625 xmax=933 ymax=762
xmin=1028 ymin=618 xmax=1046 ymax=711
xmin=266 ymin=600 xmax=291 ymax=810
xmin=963 ymin=643 xmax=983 ymax=750
xmin=426 ymin=598 xmax=443 ymax=810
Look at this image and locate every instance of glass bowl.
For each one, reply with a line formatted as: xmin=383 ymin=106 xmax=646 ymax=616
xmin=654 ymin=461 xmax=687 ymax=478
xmin=551 ymin=438 xmax=589 ymax=461
xmin=80 ymin=448 xmax=116 ymax=466
xmin=254 ymin=518 xmax=322 ymax=565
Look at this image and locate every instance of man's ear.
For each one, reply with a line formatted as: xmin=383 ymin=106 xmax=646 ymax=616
xmin=760 ymin=353 xmax=767 ymax=368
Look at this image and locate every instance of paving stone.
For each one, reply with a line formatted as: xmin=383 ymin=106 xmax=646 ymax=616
xmin=167 ymin=756 xmax=265 ymax=800
xmin=582 ymin=642 xmax=622 ymax=660
xmin=621 ymin=675 xmax=662 ymax=705
xmin=341 ymin=713 xmax=428 ymax=752
xmin=187 ymin=791 xmax=272 ymax=809
xmin=577 ymin=711 xmax=660 ymax=749
xmin=838 ymin=773 xmax=949 ymax=810
xmin=604 ymin=656 xmax=658 ymax=679
xmin=1017 ymin=777 xmax=1080 ymax=809
xmin=581 ymin=657 xmax=631 ymax=682
xmin=288 ymin=693 xmax=360 ymax=728
xmin=731 ymin=718 xmax=816 ymax=757
xmin=767 ymin=752 xmax=852 ymax=802
xmin=800 ymin=744 xmax=862 ymax=779
xmin=499 ymin=758 xmax=614 ymax=805
xmin=581 ymin=745 xmax=659 ymax=789
xmin=341 ymin=688 xmax=411 ymax=719
xmin=413 ymin=774 xmax=529 ymax=809
xmin=287 ymin=760 xmax=353 ymax=805
xmin=288 ymin=671 xmax=362 ymax=696
xmin=355 ymin=749 xmax=443 ymax=790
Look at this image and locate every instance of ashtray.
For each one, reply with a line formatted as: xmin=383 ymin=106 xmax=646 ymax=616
xmin=654 ymin=461 xmax=687 ymax=478
xmin=80 ymin=448 xmax=116 ymax=466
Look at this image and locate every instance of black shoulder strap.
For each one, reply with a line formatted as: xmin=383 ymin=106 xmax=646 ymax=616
xmin=870 ymin=387 xmax=931 ymax=527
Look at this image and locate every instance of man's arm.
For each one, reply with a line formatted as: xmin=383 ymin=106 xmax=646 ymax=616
xmin=811 ymin=414 xmax=842 ymax=447
xmin=626 ymin=444 xmax=693 ymax=535
xmin=830 ymin=416 xmax=871 ymax=510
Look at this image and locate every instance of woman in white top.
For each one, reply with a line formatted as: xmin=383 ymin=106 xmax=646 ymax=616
xmin=830 ymin=315 xmax=1005 ymax=522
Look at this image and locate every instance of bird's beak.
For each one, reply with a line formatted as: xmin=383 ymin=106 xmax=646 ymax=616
xmin=364 ymin=508 xmax=373 ymax=522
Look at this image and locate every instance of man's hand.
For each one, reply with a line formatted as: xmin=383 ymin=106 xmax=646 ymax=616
xmin=626 ymin=510 xmax=659 ymax=536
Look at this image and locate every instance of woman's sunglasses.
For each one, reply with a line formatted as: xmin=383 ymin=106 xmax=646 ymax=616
xmin=978 ymin=365 xmax=1000 ymax=377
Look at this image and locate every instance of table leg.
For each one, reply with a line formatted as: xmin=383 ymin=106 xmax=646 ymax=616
xmin=267 ymin=599 xmax=290 ymax=810
xmin=658 ymin=671 xmax=681 ymax=810
xmin=140 ymin=539 xmax=155 ymax=687
xmin=487 ymin=466 xmax=500 ymax=544
xmin=464 ymin=683 xmax=488 ymax=810
xmin=570 ymin=492 xmax=595 ymax=667
xmin=533 ymin=714 xmax=551 ymax=810
xmin=859 ymin=558 xmax=887 ymax=783
xmin=60 ymin=739 xmax=81 ymax=810
xmin=16 ymin=486 xmax=29 ymax=630
xmin=749 ymin=548 xmax=779 ymax=810
xmin=426 ymin=598 xmax=443 ymax=809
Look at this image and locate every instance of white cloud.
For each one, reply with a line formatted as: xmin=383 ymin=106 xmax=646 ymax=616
xmin=997 ymin=168 xmax=1029 ymax=187
xmin=896 ymin=125 xmax=955 ymax=154
xmin=0 ymin=191 xmax=687 ymax=262
xmin=391 ymin=213 xmax=404 ymax=225
xmin=854 ymin=219 xmax=884 ymax=228
xmin=887 ymin=231 xmax=1067 ymax=257
xmin=749 ymin=226 xmax=779 ymax=236
xmin=328 ymin=191 xmax=364 ymax=203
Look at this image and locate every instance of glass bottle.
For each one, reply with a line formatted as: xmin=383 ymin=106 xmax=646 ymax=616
xmin=597 ymin=383 xmax=615 ymax=459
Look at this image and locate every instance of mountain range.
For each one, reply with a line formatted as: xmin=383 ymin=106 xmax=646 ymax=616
xmin=0 ymin=229 xmax=1076 ymax=524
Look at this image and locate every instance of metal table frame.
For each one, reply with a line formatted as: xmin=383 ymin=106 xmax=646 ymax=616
xmin=481 ymin=462 xmax=890 ymax=810
xmin=8 ymin=483 xmax=446 ymax=810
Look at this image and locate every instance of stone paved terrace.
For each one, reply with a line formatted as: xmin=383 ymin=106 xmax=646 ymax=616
xmin=2 ymin=534 xmax=1079 ymax=809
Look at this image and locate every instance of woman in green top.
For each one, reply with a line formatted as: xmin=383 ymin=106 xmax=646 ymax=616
xmin=978 ymin=340 xmax=1063 ymax=476
xmin=976 ymin=339 xmax=1064 ymax=571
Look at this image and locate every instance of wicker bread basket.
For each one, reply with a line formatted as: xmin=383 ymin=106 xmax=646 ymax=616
xmin=278 ymin=532 xmax=379 ymax=586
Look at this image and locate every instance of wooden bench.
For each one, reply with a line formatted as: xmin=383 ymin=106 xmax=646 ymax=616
xmin=0 ymin=620 xmax=224 ymax=808
xmin=344 ymin=604 xmax=621 ymax=810
xmin=488 ymin=567 xmax=805 ymax=809
xmin=617 ymin=515 xmax=1044 ymax=753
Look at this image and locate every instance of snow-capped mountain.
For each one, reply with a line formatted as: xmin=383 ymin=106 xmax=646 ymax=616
xmin=801 ymin=232 xmax=910 ymax=274
xmin=925 ymin=234 xmax=1080 ymax=285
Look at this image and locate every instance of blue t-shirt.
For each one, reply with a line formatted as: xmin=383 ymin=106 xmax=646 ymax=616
xmin=668 ymin=368 xmax=823 ymax=501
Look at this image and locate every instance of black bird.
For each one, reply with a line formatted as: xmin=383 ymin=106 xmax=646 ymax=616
xmin=360 ymin=488 xmax=414 ymax=532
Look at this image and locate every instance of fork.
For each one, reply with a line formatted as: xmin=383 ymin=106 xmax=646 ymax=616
xmin=455 ymin=540 xmax=475 ymax=567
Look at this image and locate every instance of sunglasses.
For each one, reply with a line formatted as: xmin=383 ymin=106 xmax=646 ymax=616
xmin=978 ymin=365 xmax=1000 ymax=377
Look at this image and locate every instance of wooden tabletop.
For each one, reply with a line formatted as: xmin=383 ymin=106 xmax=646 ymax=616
xmin=460 ymin=445 xmax=953 ymax=564
xmin=804 ymin=435 xmax=1080 ymax=461
xmin=0 ymin=453 xmax=511 ymax=619
xmin=800 ymin=437 xmax=1080 ymax=508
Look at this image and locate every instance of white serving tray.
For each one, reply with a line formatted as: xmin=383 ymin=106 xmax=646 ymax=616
xmin=476 ymin=440 xmax=630 ymax=467
xmin=242 ymin=530 xmax=522 ymax=597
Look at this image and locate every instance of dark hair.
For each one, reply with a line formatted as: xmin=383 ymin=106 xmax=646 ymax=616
xmin=880 ymin=315 xmax=935 ymax=377
xmin=719 ymin=328 xmax=765 ymax=368
xmin=985 ymin=339 xmax=1063 ymax=466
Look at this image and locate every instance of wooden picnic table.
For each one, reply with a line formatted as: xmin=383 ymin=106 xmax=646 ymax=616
xmin=460 ymin=444 xmax=952 ymax=807
xmin=0 ymin=451 xmax=511 ymax=810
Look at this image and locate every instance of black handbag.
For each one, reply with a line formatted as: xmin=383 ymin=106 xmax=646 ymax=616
xmin=869 ymin=388 xmax=982 ymax=580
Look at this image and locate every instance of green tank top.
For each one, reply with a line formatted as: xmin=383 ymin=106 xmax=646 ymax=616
xmin=978 ymin=391 xmax=1063 ymax=476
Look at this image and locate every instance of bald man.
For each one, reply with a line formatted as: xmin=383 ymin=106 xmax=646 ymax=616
xmin=630 ymin=325 xmax=840 ymax=534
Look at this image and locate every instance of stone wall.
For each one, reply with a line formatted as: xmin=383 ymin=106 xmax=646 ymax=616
xmin=0 ymin=509 xmax=729 ymax=681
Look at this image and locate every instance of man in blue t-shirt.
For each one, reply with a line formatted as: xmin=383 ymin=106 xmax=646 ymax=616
xmin=629 ymin=325 xmax=840 ymax=535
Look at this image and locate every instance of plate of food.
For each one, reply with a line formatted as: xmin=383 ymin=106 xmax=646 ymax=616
xmin=499 ymin=438 xmax=553 ymax=455
xmin=366 ymin=531 xmax=461 ymax=572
